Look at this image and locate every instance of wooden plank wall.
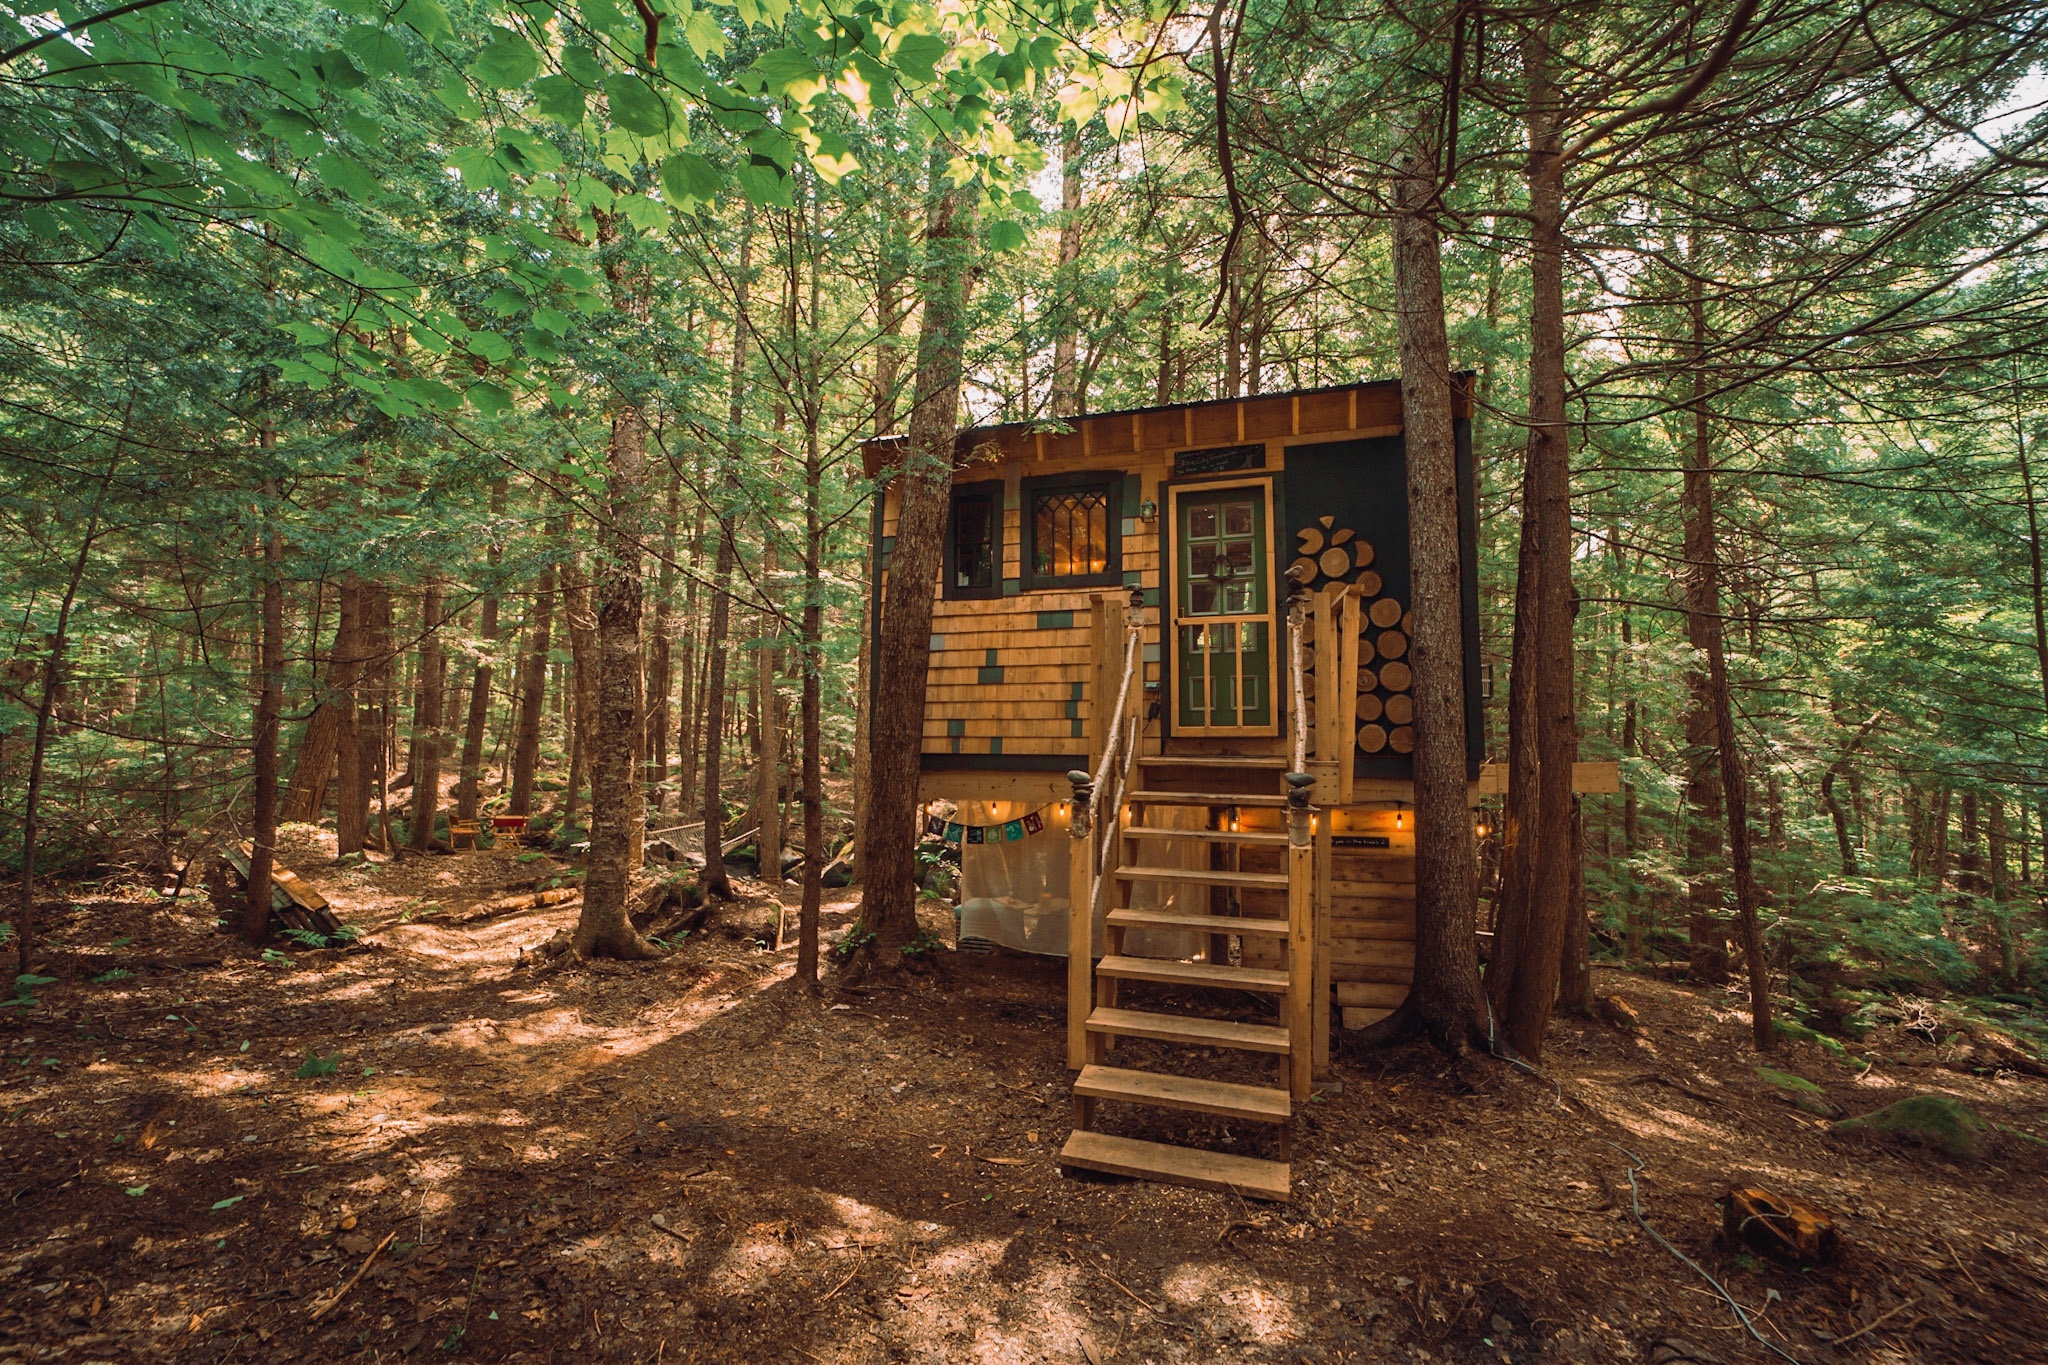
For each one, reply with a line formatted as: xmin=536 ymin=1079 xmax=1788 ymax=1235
xmin=880 ymin=459 xmax=1167 ymax=758
xmin=1220 ymin=807 xmax=1414 ymax=1024
xmin=872 ymin=379 xmax=1425 ymax=761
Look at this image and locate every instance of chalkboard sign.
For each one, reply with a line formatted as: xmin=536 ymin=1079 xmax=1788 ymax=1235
xmin=1333 ymin=835 xmax=1392 ymax=849
xmin=1173 ymin=442 xmax=1266 ymax=476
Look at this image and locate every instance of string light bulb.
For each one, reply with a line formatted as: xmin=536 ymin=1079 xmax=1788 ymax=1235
xmin=1395 ymin=804 xmax=1405 ymax=831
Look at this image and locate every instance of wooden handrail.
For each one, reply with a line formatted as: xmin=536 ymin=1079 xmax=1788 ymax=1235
xmin=1069 ymin=590 xmax=1146 ymax=1069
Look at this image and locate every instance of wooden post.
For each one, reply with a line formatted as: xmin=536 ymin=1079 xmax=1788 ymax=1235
xmin=1313 ymin=804 xmax=1333 ymax=1078
xmin=1085 ymin=594 xmax=1113 ymax=771
xmin=1285 ymin=772 xmax=1315 ymax=1100
xmin=1066 ymin=769 xmax=1095 ymax=1071
xmin=1337 ymin=585 xmax=1361 ymax=805
xmin=1313 ymin=587 xmax=1338 ymax=800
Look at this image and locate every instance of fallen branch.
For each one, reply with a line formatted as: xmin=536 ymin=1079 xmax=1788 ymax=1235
xmin=1832 ymin=1297 xmax=1916 ymax=1346
xmin=816 ymin=1246 xmax=865 ymax=1304
xmin=308 ymin=1230 xmax=395 ymax=1321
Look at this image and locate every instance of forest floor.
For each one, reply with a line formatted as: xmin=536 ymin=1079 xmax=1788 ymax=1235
xmin=4 ymin=834 xmax=2048 ymax=1364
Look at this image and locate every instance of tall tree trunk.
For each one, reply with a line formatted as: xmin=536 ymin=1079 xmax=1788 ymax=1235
xmin=675 ymin=494 xmax=706 ymax=812
xmin=1489 ymin=25 xmax=1578 ymax=1060
xmin=407 ymin=585 xmax=445 ymax=852
xmin=1049 ymin=131 xmax=1083 ymax=416
xmin=508 ymin=550 xmax=556 ymax=817
xmin=1701 ymin=524 xmax=1772 ymax=1050
xmin=1988 ymin=793 xmax=2010 ymax=903
xmin=1930 ymin=787 xmax=1952 ymax=888
xmin=246 ymin=479 xmax=285 ymax=939
xmin=332 ymin=582 xmax=367 ymax=857
xmin=853 ymin=220 xmax=910 ymax=884
xmin=575 ymin=397 xmax=659 ymax=958
xmin=1559 ymin=796 xmax=1590 ymax=1011
xmin=456 ymin=481 xmax=507 ymax=822
xmin=342 ymin=586 xmax=393 ymax=854
xmin=645 ymin=469 xmax=681 ymax=812
xmin=2015 ymin=367 xmax=2048 ymax=723
xmin=1959 ymin=792 xmax=1982 ymax=893
xmin=1390 ymin=100 xmax=1484 ymax=1052
xmin=15 ymin=467 xmax=111 ymax=972
xmin=755 ymin=644 xmax=783 ymax=883
xmin=701 ymin=231 xmax=753 ymax=900
xmin=857 ymin=156 xmax=977 ymax=961
xmin=561 ymin=556 xmax=597 ymax=823
xmin=1682 ymin=251 xmax=1728 ymax=984
xmin=282 ymin=584 xmax=365 ymax=822
xmin=1617 ymin=539 xmax=1643 ymax=958
xmin=798 ymin=201 xmax=827 ymax=989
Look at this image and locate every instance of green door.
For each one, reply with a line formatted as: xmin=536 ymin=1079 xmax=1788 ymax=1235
xmin=1172 ymin=484 xmax=1274 ymax=733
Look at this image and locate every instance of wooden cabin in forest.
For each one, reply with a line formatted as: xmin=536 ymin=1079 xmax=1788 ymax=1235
xmin=864 ymin=377 xmax=1483 ymax=1201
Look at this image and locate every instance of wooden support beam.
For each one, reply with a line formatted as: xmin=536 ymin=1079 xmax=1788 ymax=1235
xmin=1475 ymin=761 xmax=1620 ymax=795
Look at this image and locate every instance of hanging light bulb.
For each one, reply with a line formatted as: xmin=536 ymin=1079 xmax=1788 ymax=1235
xmin=1395 ymin=805 xmax=1405 ymax=831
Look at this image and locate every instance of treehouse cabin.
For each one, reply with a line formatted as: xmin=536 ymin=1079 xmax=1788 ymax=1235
xmin=864 ymin=377 xmax=1483 ymax=1201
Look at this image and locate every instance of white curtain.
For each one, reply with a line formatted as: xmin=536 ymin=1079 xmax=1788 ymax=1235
xmin=955 ymin=800 xmax=1203 ymax=960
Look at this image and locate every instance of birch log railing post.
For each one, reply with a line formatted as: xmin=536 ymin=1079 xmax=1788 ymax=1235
xmin=1284 ymin=585 xmax=1316 ymax=1099
xmin=1285 ymin=771 xmax=1316 ymax=1101
xmin=1066 ymin=768 xmax=1095 ymax=1070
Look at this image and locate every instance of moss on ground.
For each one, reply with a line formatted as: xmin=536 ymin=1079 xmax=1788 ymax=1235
xmin=1757 ymin=1066 xmax=1822 ymax=1094
xmin=1834 ymin=1094 xmax=1992 ymax=1161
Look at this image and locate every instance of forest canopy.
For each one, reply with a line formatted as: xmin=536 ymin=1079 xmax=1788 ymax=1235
xmin=4 ymin=0 xmax=2048 ymax=1057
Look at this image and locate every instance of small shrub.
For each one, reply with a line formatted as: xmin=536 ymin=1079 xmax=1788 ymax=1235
xmin=295 ymin=1052 xmax=340 ymax=1080
xmin=900 ymin=928 xmax=947 ymax=959
xmin=831 ymin=926 xmax=876 ymax=961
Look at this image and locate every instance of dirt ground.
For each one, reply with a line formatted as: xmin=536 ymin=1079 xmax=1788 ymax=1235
xmin=5 ymin=834 xmax=2048 ymax=1364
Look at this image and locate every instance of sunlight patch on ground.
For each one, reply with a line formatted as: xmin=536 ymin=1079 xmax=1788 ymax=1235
xmin=1158 ymin=1259 xmax=1303 ymax=1341
xmin=702 ymin=1224 xmax=793 ymax=1293
xmin=921 ymin=1234 xmax=1012 ymax=1279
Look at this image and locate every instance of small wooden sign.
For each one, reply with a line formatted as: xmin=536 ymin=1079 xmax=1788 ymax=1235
xmin=1173 ymin=442 xmax=1266 ymax=476
xmin=1334 ymin=835 xmax=1392 ymax=849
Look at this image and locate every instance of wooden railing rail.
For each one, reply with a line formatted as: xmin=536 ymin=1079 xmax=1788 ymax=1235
xmin=1067 ymin=589 xmax=1146 ymax=1068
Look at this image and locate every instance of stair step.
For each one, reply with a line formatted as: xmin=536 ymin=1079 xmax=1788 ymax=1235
xmin=1128 ymin=790 xmax=1291 ymax=808
xmin=1124 ymin=825 xmax=1290 ymax=846
xmin=1096 ymin=955 xmax=1289 ymax=993
xmin=1136 ymin=755 xmax=1290 ymax=769
xmin=1086 ymin=1006 xmax=1291 ymax=1054
xmin=1107 ymin=907 xmax=1290 ymax=938
xmin=1114 ymin=865 xmax=1288 ymax=890
xmin=1076 ymin=1064 xmax=1291 ymax=1122
xmin=1059 ymin=1130 xmax=1290 ymax=1202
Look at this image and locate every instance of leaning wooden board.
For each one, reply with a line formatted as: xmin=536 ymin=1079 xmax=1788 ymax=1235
xmin=228 ymin=844 xmax=347 ymax=938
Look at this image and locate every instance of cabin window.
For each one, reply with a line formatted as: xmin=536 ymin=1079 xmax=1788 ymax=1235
xmin=1022 ymin=474 xmax=1121 ymax=589
xmin=945 ymin=480 xmax=1004 ymax=599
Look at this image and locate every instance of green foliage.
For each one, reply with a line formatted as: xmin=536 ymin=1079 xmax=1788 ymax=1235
xmin=899 ymin=928 xmax=947 ymax=959
xmin=282 ymin=924 xmax=363 ymax=950
xmin=3 ymin=976 xmax=58 ymax=1010
xmin=830 ymin=926 xmax=875 ymax=961
xmin=295 ymin=1052 xmax=341 ymax=1080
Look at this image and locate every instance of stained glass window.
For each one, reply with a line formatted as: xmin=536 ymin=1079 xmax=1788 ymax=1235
xmin=1022 ymin=476 xmax=1120 ymax=586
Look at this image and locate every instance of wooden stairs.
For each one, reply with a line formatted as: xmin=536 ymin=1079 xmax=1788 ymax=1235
xmin=1058 ymin=757 xmax=1315 ymax=1202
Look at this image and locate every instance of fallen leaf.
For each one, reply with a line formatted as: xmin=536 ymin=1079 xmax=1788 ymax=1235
xmin=981 ymin=1156 xmax=1029 ymax=1166
xmin=1080 ymin=1329 xmax=1105 ymax=1364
